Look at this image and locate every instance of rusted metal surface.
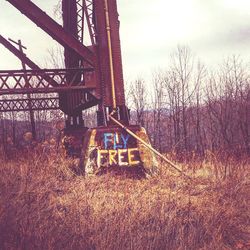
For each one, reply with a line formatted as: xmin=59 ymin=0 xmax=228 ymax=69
xmin=107 ymin=0 xmax=126 ymax=106
xmin=94 ymin=0 xmax=126 ymax=107
xmin=82 ymin=0 xmax=97 ymax=45
xmin=73 ymin=91 xmax=99 ymax=113
xmin=61 ymin=0 xmax=84 ymax=119
xmin=0 ymin=97 xmax=59 ymax=112
xmin=62 ymin=0 xmax=81 ymax=72
xmin=1 ymin=1 xmax=130 ymax=122
xmin=6 ymin=0 xmax=95 ymax=66
xmin=0 ymin=35 xmax=68 ymax=92
xmin=0 ymin=68 xmax=94 ymax=95
xmin=4 ymin=0 xmax=129 ymax=124
xmin=76 ymin=0 xmax=84 ymax=43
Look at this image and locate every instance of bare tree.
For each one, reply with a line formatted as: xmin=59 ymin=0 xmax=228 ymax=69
xmin=204 ymin=55 xmax=250 ymax=156
xmin=150 ymin=70 xmax=165 ymax=151
xmin=128 ymin=78 xmax=148 ymax=128
xmin=163 ymin=46 xmax=196 ymax=153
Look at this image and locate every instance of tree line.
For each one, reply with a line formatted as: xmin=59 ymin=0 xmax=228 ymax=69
xmin=128 ymin=46 xmax=250 ymax=159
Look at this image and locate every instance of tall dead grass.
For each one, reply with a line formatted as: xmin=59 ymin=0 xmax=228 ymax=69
xmin=0 ymin=149 xmax=249 ymax=250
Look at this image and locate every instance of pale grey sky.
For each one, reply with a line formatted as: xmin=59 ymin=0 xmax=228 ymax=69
xmin=0 ymin=0 xmax=250 ymax=80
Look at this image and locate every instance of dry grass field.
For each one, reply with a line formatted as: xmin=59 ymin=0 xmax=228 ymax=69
xmin=0 ymin=148 xmax=249 ymax=250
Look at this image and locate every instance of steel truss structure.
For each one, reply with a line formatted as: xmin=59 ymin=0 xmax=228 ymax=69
xmin=0 ymin=0 xmax=129 ymax=127
xmin=0 ymin=97 xmax=59 ymax=112
xmin=0 ymin=68 xmax=94 ymax=94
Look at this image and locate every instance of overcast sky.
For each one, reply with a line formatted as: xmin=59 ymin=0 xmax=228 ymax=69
xmin=0 ymin=0 xmax=250 ymax=80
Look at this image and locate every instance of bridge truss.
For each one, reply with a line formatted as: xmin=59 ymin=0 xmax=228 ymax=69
xmin=0 ymin=0 xmax=129 ymax=127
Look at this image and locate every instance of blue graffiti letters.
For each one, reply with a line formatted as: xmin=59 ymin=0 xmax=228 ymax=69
xmin=103 ymin=132 xmax=131 ymax=150
xmin=104 ymin=133 xmax=113 ymax=149
xmin=121 ymin=134 xmax=130 ymax=149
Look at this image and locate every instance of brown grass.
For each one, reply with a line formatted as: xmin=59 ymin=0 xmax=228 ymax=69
xmin=0 ymin=148 xmax=249 ymax=250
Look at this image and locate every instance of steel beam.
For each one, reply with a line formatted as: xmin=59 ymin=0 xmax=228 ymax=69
xmin=82 ymin=0 xmax=97 ymax=45
xmin=94 ymin=0 xmax=125 ymax=106
xmin=0 ymin=35 xmax=40 ymax=71
xmin=73 ymin=91 xmax=100 ymax=113
xmin=0 ymin=68 xmax=95 ymax=95
xmin=0 ymin=86 xmax=95 ymax=95
xmin=6 ymin=0 xmax=96 ymax=66
xmin=0 ymin=34 xmax=59 ymax=87
xmin=0 ymin=97 xmax=59 ymax=112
